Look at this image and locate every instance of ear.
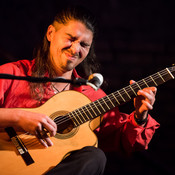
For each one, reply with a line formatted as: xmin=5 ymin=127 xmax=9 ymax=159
xmin=46 ymin=25 xmax=55 ymax=41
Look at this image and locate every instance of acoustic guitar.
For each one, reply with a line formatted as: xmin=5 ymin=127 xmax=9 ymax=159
xmin=0 ymin=66 xmax=174 ymax=175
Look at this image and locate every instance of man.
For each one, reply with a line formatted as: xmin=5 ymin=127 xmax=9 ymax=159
xmin=0 ymin=6 xmax=159 ymax=175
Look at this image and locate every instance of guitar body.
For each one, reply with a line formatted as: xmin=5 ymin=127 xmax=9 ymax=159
xmin=0 ymin=91 xmax=101 ymax=175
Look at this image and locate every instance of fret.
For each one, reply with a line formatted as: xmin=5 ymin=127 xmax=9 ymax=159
xmin=152 ymin=72 xmax=165 ymax=85
xmin=129 ymin=85 xmax=137 ymax=96
xmin=72 ymin=111 xmax=82 ymax=125
xmin=142 ymin=79 xmax=149 ymax=87
xmin=123 ymin=88 xmax=131 ymax=99
xmin=137 ymin=79 xmax=147 ymax=89
xmin=92 ymin=100 xmax=105 ymax=116
xmin=158 ymin=72 xmax=165 ymax=82
xmin=120 ymin=88 xmax=131 ymax=101
xmin=166 ymin=68 xmax=174 ymax=79
xmin=106 ymin=96 xmax=115 ymax=107
xmin=117 ymin=91 xmax=126 ymax=102
xmin=102 ymin=98 xmax=110 ymax=110
xmin=98 ymin=98 xmax=109 ymax=112
xmin=111 ymin=93 xmax=120 ymax=105
xmin=161 ymin=69 xmax=173 ymax=82
xmin=89 ymin=104 xmax=97 ymax=116
xmin=145 ymin=76 xmax=156 ymax=87
xmin=130 ymin=83 xmax=140 ymax=96
xmin=149 ymin=76 xmax=158 ymax=86
xmin=76 ymin=109 xmax=87 ymax=123
xmin=92 ymin=101 xmax=101 ymax=114
xmin=135 ymin=82 xmax=142 ymax=90
xmin=68 ymin=113 xmax=79 ymax=127
xmin=74 ymin=110 xmax=84 ymax=123
xmin=84 ymin=105 xmax=93 ymax=119
xmin=96 ymin=99 xmax=106 ymax=112
xmin=81 ymin=107 xmax=90 ymax=120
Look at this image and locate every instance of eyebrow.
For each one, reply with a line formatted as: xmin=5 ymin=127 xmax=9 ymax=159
xmin=66 ymin=33 xmax=77 ymax=39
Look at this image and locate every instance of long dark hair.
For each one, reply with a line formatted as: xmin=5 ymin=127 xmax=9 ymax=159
xmin=33 ymin=6 xmax=100 ymax=78
xmin=31 ymin=6 xmax=100 ymax=99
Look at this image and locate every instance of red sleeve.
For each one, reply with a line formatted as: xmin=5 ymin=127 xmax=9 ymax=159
xmin=0 ymin=60 xmax=33 ymax=107
xmin=95 ymin=108 xmax=160 ymax=154
xmin=122 ymin=112 xmax=160 ymax=152
xmin=0 ymin=63 xmax=15 ymax=106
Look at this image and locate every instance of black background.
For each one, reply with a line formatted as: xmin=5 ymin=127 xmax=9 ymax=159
xmin=0 ymin=0 xmax=175 ymax=174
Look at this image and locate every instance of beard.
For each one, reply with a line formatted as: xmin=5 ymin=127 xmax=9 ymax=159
xmin=62 ymin=59 xmax=78 ymax=71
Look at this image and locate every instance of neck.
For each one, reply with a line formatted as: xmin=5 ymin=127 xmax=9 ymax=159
xmin=54 ymin=69 xmax=73 ymax=79
xmin=52 ymin=70 xmax=73 ymax=92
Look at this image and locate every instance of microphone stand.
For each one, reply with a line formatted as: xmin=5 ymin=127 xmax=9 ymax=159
xmin=0 ymin=73 xmax=100 ymax=90
xmin=0 ymin=73 xmax=87 ymax=86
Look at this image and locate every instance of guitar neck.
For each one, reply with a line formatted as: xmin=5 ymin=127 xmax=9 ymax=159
xmin=68 ymin=67 xmax=175 ymax=127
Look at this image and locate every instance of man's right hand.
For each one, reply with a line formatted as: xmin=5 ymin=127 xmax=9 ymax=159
xmin=15 ymin=109 xmax=57 ymax=147
xmin=0 ymin=108 xmax=57 ymax=147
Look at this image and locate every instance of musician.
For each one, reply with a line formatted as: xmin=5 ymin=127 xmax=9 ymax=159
xmin=0 ymin=6 xmax=159 ymax=175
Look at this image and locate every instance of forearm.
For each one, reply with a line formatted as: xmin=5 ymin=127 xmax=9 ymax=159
xmin=0 ymin=108 xmax=22 ymax=129
xmin=0 ymin=108 xmax=57 ymax=147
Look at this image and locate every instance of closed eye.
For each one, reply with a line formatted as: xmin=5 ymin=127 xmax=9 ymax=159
xmin=80 ymin=42 xmax=90 ymax=48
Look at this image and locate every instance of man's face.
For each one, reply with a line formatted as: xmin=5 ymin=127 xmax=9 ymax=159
xmin=47 ymin=20 xmax=93 ymax=75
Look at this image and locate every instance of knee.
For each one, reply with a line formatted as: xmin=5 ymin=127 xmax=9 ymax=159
xmin=82 ymin=146 xmax=107 ymax=171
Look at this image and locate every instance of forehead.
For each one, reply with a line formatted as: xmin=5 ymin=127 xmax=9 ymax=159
xmin=54 ymin=20 xmax=93 ymax=39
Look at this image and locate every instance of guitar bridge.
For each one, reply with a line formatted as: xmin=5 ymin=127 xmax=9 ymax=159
xmin=5 ymin=127 xmax=34 ymax=166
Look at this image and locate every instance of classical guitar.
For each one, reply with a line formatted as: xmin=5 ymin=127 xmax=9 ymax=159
xmin=0 ymin=66 xmax=174 ymax=175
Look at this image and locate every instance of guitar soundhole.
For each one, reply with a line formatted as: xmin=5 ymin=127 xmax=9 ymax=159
xmin=50 ymin=111 xmax=78 ymax=139
xmin=54 ymin=116 xmax=74 ymax=134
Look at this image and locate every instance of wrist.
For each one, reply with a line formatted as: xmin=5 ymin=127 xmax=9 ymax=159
xmin=134 ymin=112 xmax=148 ymax=125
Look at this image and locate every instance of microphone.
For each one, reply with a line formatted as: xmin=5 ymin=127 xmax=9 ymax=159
xmin=73 ymin=73 xmax=103 ymax=90
xmin=87 ymin=73 xmax=104 ymax=91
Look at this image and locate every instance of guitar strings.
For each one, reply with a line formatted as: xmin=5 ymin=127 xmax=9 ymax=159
xmin=19 ymin=132 xmax=44 ymax=147
xmin=53 ymin=69 xmax=172 ymax=127
xmin=53 ymin=69 xmax=171 ymax=125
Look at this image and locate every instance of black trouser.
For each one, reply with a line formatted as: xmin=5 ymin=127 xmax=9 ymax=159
xmin=46 ymin=146 xmax=107 ymax=175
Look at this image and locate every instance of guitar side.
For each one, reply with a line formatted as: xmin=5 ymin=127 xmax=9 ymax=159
xmin=0 ymin=91 xmax=100 ymax=175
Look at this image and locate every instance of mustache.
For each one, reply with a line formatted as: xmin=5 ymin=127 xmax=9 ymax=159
xmin=63 ymin=49 xmax=80 ymax=58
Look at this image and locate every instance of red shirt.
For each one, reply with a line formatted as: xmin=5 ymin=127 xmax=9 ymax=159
xmin=0 ymin=59 xmax=160 ymax=154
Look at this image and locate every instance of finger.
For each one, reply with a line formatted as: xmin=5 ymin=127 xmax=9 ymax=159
xmin=46 ymin=117 xmax=57 ymax=134
xmin=137 ymin=89 xmax=155 ymax=101
xmin=35 ymin=130 xmax=49 ymax=147
xmin=137 ymin=89 xmax=156 ymax=109
xmin=40 ymin=116 xmax=57 ymax=137
xmin=35 ymin=129 xmax=54 ymax=147
xmin=44 ymin=137 xmax=53 ymax=146
xmin=141 ymin=87 xmax=157 ymax=95
xmin=138 ymin=100 xmax=153 ymax=113
xmin=151 ymin=87 xmax=157 ymax=95
xmin=39 ymin=130 xmax=53 ymax=146
xmin=142 ymin=100 xmax=153 ymax=110
xmin=130 ymin=80 xmax=136 ymax=85
xmin=39 ymin=139 xmax=49 ymax=147
xmin=42 ymin=121 xmax=57 ymax=137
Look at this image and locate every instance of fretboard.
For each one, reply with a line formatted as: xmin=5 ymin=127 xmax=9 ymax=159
xmin=67 ymin=67 xmax=175 ymax=127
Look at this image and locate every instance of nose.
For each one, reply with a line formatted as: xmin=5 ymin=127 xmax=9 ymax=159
xmin=71 ymin=42 xmax=81 ymax=55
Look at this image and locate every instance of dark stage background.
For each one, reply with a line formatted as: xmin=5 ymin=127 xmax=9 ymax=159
xmin=0 ymin=1 xmax=175 ymax=175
